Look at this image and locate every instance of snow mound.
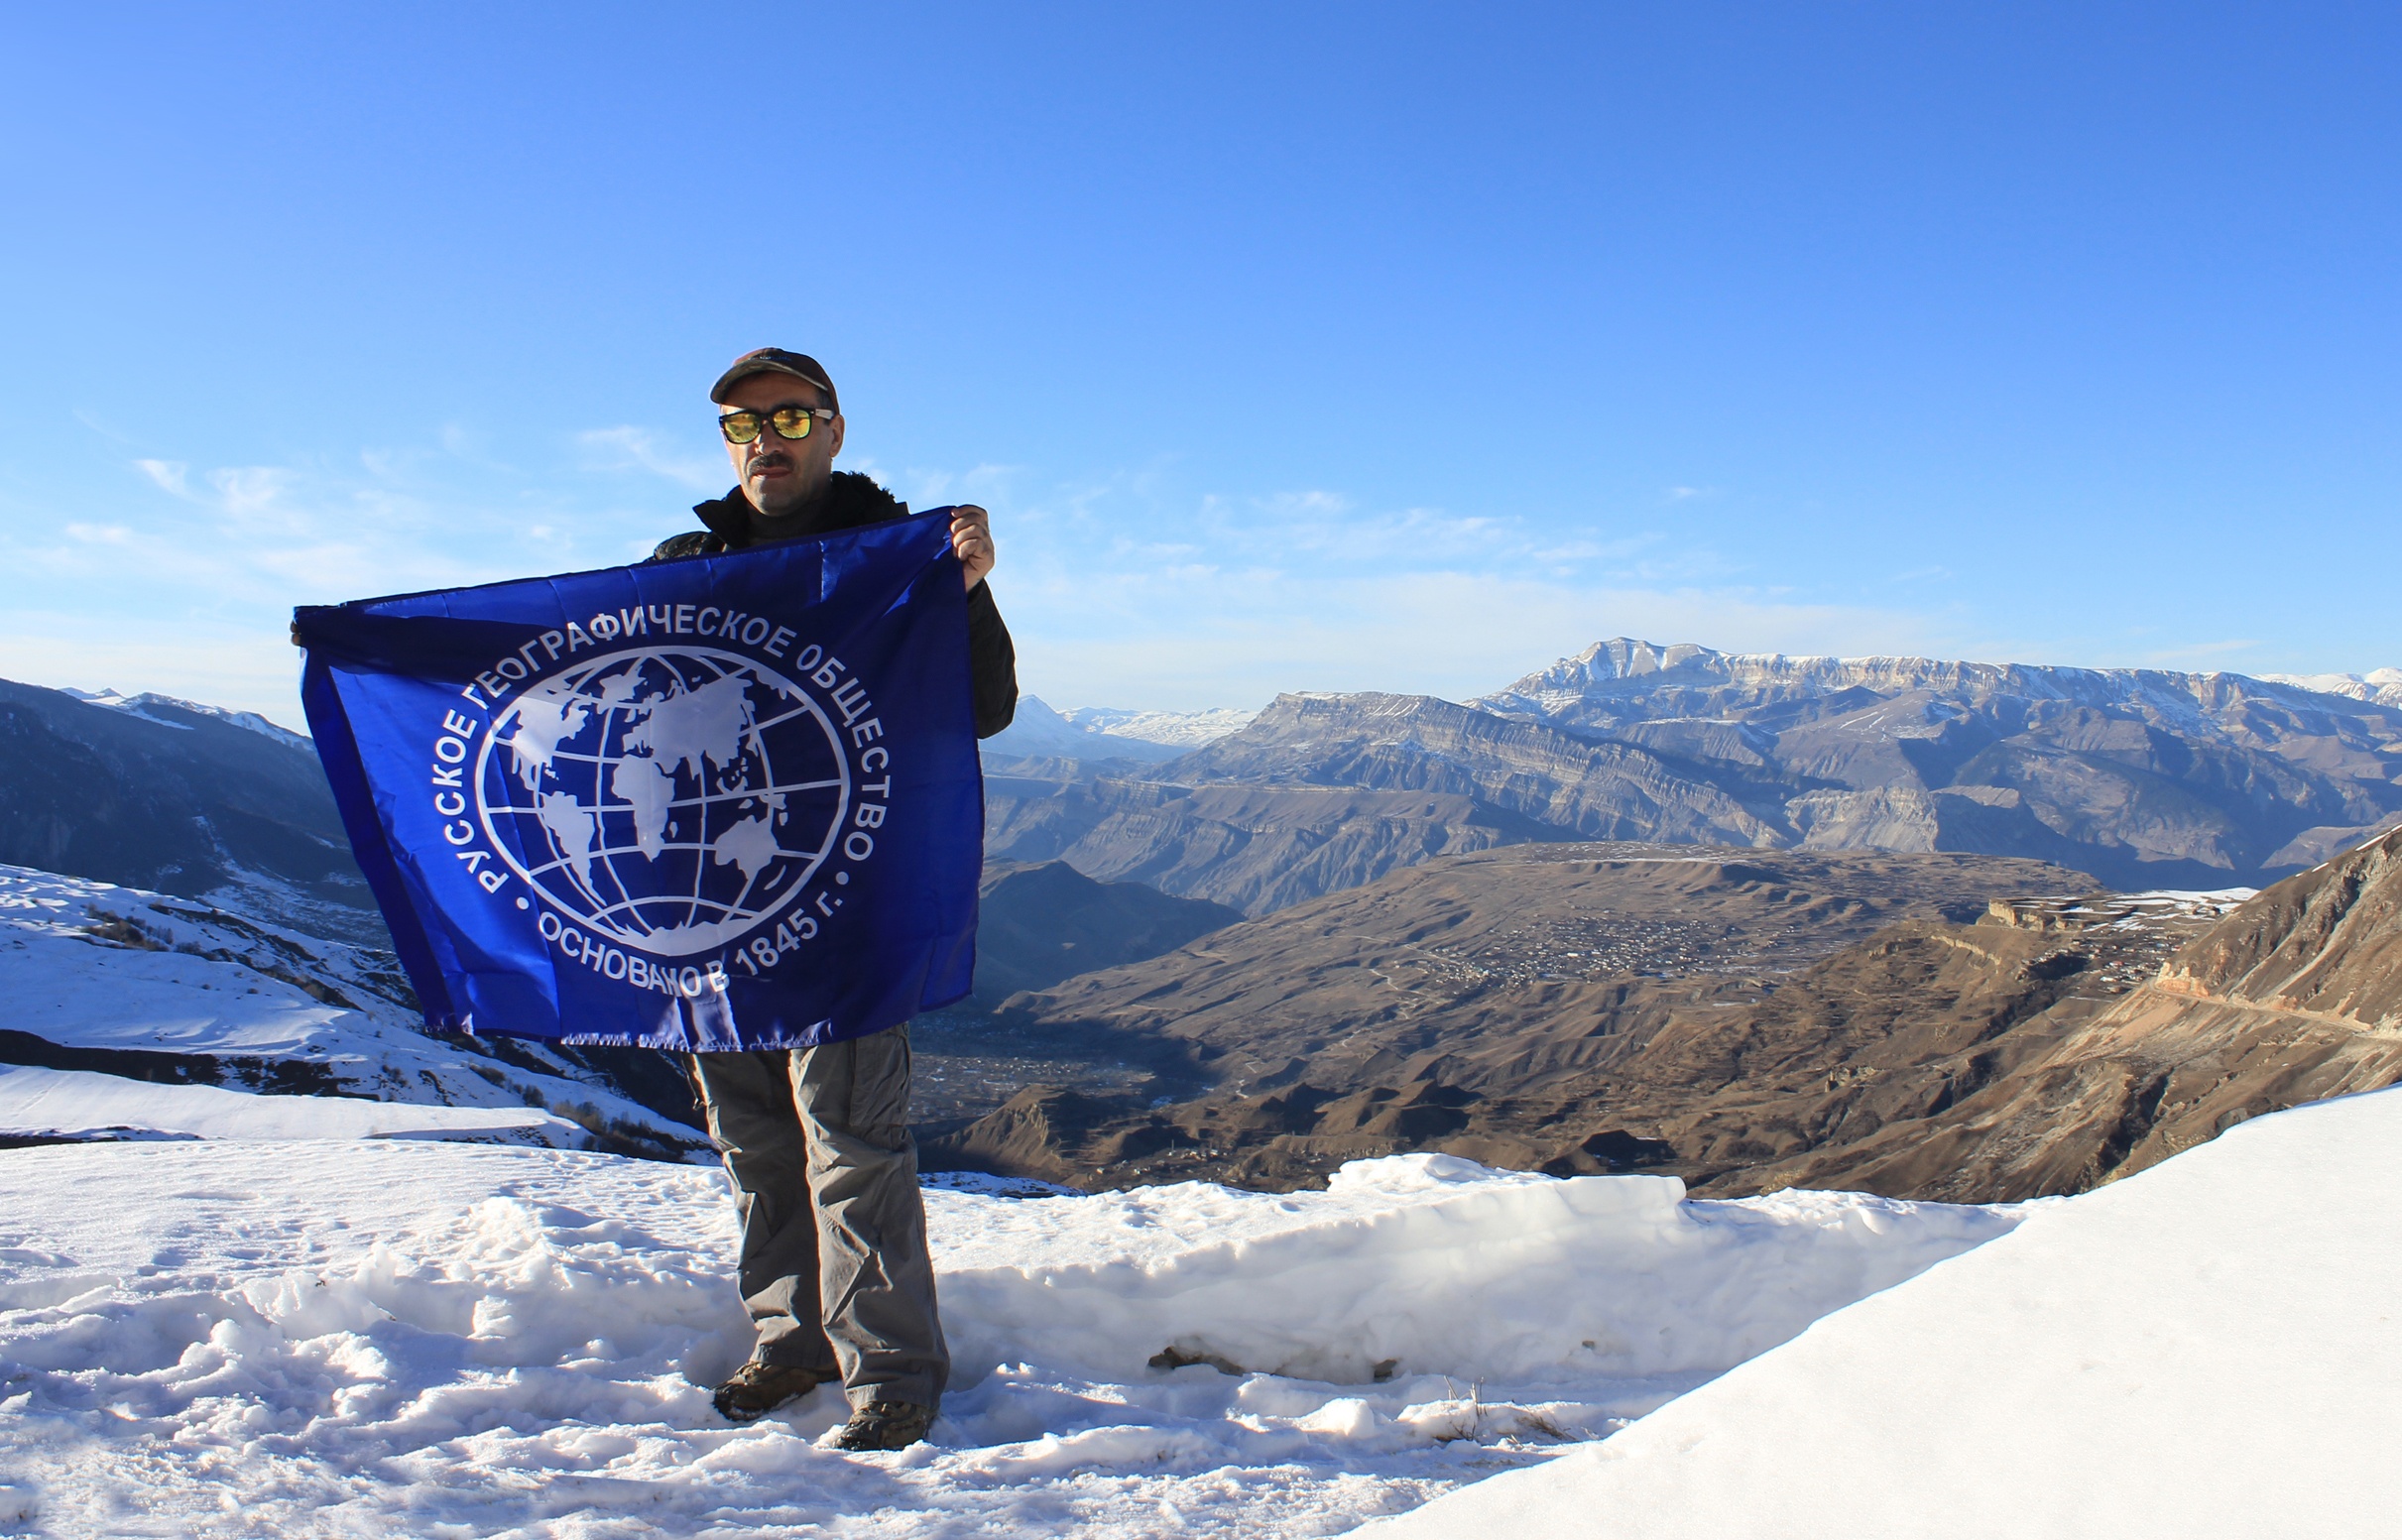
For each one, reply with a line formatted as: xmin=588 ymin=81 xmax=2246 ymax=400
xmin=1370 ymin=1085 xmax=2402 ymax=1540
xmin=937 ymin=1152 xmax=2011 ymax=1388
xmin=0 ymin=1144 xmax=2010 ymax=1536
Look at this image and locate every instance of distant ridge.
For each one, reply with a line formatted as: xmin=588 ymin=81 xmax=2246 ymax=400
xmin=61 ymin=687 xmax=312 ymax=752
xmin=1479 ymin=637 xmax=2402 ymax=721
xmin=2259 ymin=667 xmax=2402 ymax=707
xmin=983 ymin=637 xmax=2402 ymax=908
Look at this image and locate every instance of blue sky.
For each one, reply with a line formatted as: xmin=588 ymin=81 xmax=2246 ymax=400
xmin=2 ymin=4 xmax=2396 ymax=729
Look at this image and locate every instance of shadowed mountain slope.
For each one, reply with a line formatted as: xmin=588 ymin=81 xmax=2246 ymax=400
xmin=0 ymin=678 xmax=376 ymax=940
xmin=973 ymin=860 xmax=1242 ymax=1005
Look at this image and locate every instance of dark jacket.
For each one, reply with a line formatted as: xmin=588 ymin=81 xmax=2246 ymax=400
xmin=652 ymin=471 xmax=1019 ymax=739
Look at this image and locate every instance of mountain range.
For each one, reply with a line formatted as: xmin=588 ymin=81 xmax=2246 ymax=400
xmin=8 ymin=639 xmax=2398 ymax=1195
xmin=985 ymin=639 xmax=2402 ymax=907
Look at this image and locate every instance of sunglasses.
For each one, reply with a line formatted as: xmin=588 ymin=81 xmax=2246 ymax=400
xmin=718 ymin=405 xmax=835 ymax=444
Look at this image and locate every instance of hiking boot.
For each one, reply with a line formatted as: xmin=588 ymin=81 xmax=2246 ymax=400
xmin=831 ymin=1399 xmax=933 ymax=1451
xmin=712 ymin=1362 xmax=823 ymax=1423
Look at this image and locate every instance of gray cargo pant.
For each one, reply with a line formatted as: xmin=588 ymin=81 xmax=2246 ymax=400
xmin=689 ymin=1023 xmax=948 ymax=1411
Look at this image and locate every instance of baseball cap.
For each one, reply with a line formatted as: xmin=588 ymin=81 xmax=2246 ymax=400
xmin=709 ymin=348 xmax=839 ymax=411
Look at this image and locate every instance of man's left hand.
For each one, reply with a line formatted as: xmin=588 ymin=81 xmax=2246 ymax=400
xmin=951 ymin=504 xmax=996 ymax=590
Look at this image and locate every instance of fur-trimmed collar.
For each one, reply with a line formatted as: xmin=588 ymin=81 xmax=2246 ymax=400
xmin=689 ymin=471 xmax=908 ymax=549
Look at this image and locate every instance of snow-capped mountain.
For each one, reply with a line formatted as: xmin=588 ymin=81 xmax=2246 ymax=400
xmin=1059 ymin=704 xmax=1258 ymax=747
xmin=980 ymin=696 xmax=1195 ymax=764
xmin=60 ymin=685 xmax=313 ymax=752
xmin=2259 ymin=666 xmax=2402 ymax=707
xmin=991 ymin=637 xmax=2402 ymax=905
xmin=1477 ymin=638 xmax=2402 ymax=731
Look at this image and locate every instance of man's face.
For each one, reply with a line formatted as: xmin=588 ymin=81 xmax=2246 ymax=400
xmin=719 ymin=372 xmax=845 ymax=518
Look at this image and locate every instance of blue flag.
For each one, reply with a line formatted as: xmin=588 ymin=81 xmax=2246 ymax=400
xmin=295 ymin=511 xmax=982 ymax=1051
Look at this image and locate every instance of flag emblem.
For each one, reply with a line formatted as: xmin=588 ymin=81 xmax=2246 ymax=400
xmin=479 ymin=645 xmax=853 ymax=958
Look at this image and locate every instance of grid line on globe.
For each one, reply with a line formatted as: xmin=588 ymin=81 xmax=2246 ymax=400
xmin=473 ymin=647 xmax=852 ymax=957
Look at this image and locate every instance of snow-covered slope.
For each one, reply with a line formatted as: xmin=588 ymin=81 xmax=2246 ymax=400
xmin=981 ymin=696 xmax=1192 ymax=764
xmin=2259 ymin=666 xmax=2402 ymax=707
xmin=59 ymin=686 xmax=312 ymax=752
xmin=0 ymin=1145 xmax=2007 ymax=1536
xmin=1370 ymin=1084 xmax=2402 ymax=1540
xmin=983 ymin=698 xmax=1257 ymax=767
xmin=0 ymin=674 xmax=378 ymax=942
xmin=1061 ymin=704 xmax=1257 ymax=747
xmin=0 ymin=1065 xmax=582 ymax=1142
xmin=0 ymin=865 xmax=703 ymax=1158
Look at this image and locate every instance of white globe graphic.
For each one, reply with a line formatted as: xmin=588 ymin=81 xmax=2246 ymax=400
xmin=474 ymin=647 xmax=850 ymax=957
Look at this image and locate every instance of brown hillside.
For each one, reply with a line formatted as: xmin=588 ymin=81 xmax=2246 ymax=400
xmin=927 ymin=830 xmax=2402 ymax=1201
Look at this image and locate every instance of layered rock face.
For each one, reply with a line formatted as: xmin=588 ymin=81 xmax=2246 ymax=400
xmin=982 ymin=773 xmax=1557 ymax=915
xmin=1477 ymin=640 xmax=2402 ymax=884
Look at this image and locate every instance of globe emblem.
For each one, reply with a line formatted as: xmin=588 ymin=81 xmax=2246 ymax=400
xmin=474 ymin=647 xmax=849 ymax=957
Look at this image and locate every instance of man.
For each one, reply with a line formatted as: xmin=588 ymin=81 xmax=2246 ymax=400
xmin=656 ymin=348 xmax=1018 ymax=1450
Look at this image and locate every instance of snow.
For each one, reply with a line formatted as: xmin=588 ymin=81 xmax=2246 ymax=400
xmin=2260 ymin=667 xmax=2402 ymax=707
xmin=1368 ymin=1085 xmax=2402 ymax=1540
xmin=0 ymin=865 xmax=704 ymax=1157
xmin=983 ymin=698 xmax=1260 ymax=764
xmin=0 ymin=1065 xmax=579 ymax=1143
xmin=0 ymin=1144 xmax=2008 ymax=1536
xmin=7 ymin=847 xmax=2390 ymax=1534
xmin=1059 ymin=705 xmax=1259 ymax=748
xmin=981 ymin=697 xmax=1189 ymax=764
xmin=58 ymin=686 xmax=313 ymax=751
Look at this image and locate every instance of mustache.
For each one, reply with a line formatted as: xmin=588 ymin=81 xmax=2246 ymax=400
xmin=747 ymin=450 xmax=794 ymax=472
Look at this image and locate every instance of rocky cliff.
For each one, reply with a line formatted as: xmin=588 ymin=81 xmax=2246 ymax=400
xmin=1763 ymin=823 xmax=2402 ymax=1197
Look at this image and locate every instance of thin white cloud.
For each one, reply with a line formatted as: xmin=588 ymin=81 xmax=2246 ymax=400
xmin=135 ymin=459 xmax=189 ymax=496
xmin=0 ymin=440 xmax=1963 ymax=729
xmin=576 ymin=425 xmax=721 ymax=489
xmin=2142 ymin=639 xmax=2264 ymax=667
xmin=1011 ymin=568 xmax=1947 ymax=711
